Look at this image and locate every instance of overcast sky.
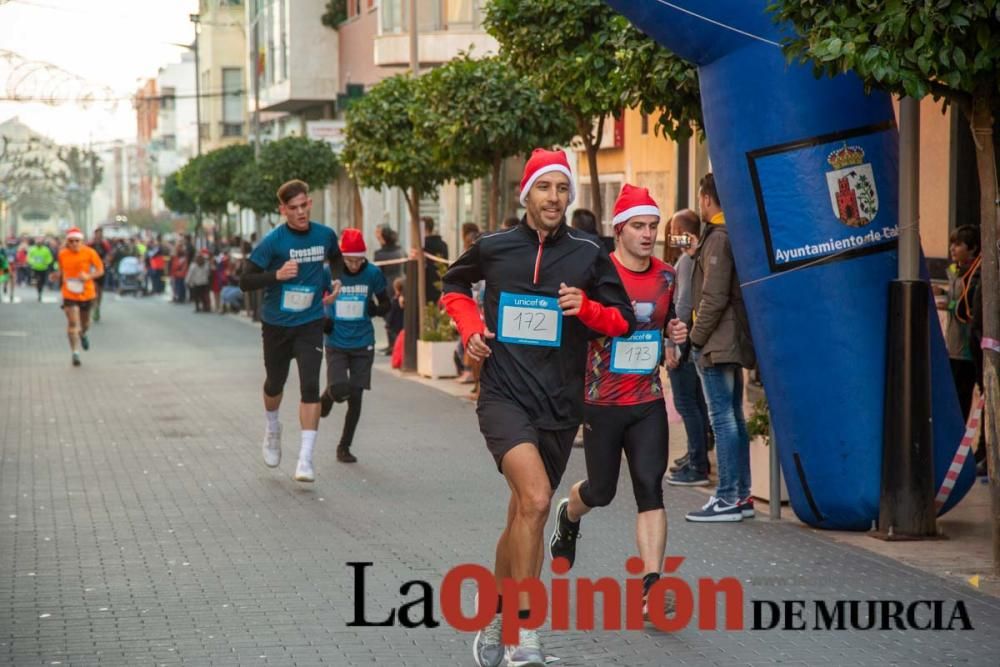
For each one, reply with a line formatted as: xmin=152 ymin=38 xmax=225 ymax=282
xmin=0 ymin=0 xmax=200 ymax=146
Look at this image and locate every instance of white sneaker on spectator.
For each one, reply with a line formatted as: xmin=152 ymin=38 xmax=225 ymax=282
xmin=262 ymin=425 xmax=281 ymax=468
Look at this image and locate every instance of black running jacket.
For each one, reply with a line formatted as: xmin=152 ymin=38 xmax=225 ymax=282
xmin=442 ymin=219 xmax=635 ymax=430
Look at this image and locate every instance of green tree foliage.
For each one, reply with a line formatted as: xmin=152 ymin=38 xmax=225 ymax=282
xmin=416 ymin=53 xmax=576 ymax=230
xmin=162 ymin=171 xmax=196 ymax=215
xmin=321 ymin=0 xmax=347 ymax=29
xmin=232 ymin=136 xmax=339 ymax=216
xmin=484 ymin=0 xmax=700 ymax=222
xmin=342 ymin=74 xmax=449 ymax=205
xmin=613 ymin=26 xmax=703 ymax=142
xmin=342 ymin=73 xmax=450 ymax=326
xmin=177 ymin=144 xmax=253 ymax=217
xmin=770 ymin=0 xmax=1000 ymax=573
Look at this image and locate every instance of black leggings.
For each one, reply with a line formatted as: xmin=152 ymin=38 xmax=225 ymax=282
xmin=340 ymin=388 xmax=364 ymax=448
xmin=579 ymin=399 xmax=668 ymax=513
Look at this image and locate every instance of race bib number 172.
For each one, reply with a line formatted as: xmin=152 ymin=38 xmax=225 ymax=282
xmin=496 ymin=292 xmax=562 ymax=347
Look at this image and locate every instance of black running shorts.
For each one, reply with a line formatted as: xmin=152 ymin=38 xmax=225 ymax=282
xmin=325 ymin=346 xmax=375 ymax=392
xmin=62 ymin=299 xmax=93 ymax=312
xmin=579 ymin=399 xmax=669 ymax=513
xmin=261 ymin=319 xmax=324 ymax=403
xmin=477 ymin=398 xmax=577 ymax=491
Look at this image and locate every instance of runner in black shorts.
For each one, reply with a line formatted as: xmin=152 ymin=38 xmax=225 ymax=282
xmin=318 ymin=228 xmax=389 ymax=464
xmin=442 ymin=149 xmax=636 ymax=667
xmin=239 ymin=180 xmax=342 ymax=483
xmin=549 ymin=185 xmax=688 ymax=619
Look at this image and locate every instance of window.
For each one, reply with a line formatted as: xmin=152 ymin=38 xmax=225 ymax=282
xmin=222 ymin=67 xmax=243 ymax=126
xmin=279 ymin=0 xmax=288 ymax=81
xmin=348 ymin=0 xmax=361 ymax=19
xmin=382 ymin=0 xmax=404 ymax=32
xmin=221 ymin=122 xmax=244 ymax=137
xmin=161 ymin=87 xmax=176 ymax=111
xmin=641 ymin=112 xmax=649 ymax=135
xmin=445 ymin=0 xmax=472 ymax=27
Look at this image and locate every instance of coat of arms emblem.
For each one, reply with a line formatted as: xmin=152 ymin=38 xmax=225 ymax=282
xmin=825 ymin=144 xmax=878 ymax=228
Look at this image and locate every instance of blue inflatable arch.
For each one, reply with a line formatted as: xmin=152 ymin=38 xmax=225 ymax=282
xmin=606 ymin=0 xmax=975 ymax=530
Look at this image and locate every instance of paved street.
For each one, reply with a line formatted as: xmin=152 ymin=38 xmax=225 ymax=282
xmin=2 ymin=290 xmax=1000 ymax=666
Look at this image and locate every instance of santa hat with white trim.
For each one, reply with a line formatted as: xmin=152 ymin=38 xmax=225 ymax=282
xmin=340 ymin=228 xmax=367 ymax=257
xmin=519 ymin=148 xmax=575 ymax=206
xmin=611 ymin=184 xmax=660 ymax=230
xmin=65 ymin=227 xmax=84 ymax=240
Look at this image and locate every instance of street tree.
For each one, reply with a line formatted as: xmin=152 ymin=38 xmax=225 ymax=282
xmin=484 ymin=0 xmax=700 ymax=223
xmin=233 ymin=135 xmax=339 ymax=225
xmin=770 ymin=0 xmax=1000 ymax=573
xmin=613 ymin=25 xmax=703 ymax=142
xmin=416 ymin=53 xmax=576 ymax=231
xmin=162 ymin=171 xmax=196 ymax=216
xmin=342 ymin=73 xmax=450 ymax=324
xmin=177 ymin=143 xmax=253 ymax=217
xmin=484 ymin=0 xmax=627 ymax=222
xmin=231 ymin=162 xmax=275 ymax=218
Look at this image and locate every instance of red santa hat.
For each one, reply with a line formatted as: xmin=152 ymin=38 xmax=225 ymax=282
xmin=340 ymin=228 xmax=367 ymax=257
xmin=519 ymin=148 xmax=575 ymax=206
xmin=611 ymin=184 xmax=660 ymax=229
xmin=65 ymin=227 xmax=84 ymax=240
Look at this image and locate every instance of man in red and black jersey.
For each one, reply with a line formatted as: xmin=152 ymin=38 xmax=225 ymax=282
xmin=550 ymin=184 xmax=688 ymax=618
xmin=441 ymin=149 xmax=636 ymax=667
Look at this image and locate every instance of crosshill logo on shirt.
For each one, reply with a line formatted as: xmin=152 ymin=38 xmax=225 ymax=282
xmin=339 ymin=285 xmax=370 ymax=296
xmin=289 ymin=246 xmax=326 ymax=262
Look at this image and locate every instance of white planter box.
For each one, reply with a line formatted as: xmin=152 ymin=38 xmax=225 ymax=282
xmin=750 ymin=436 xmax=789 ymax=503
xmin=417 ymin=339 xmax=458 ymax=379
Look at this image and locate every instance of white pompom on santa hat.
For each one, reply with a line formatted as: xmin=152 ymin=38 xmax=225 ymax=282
xmin=65 ymin=227 xmax=84 ymax=240
xmin=519 ymin=148 xmax=575 ymax=206
xmin=611 ymin=184 xmax=660 ymax=230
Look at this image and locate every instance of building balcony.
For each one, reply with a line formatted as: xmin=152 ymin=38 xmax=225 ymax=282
xmin=374 ymin=30 xmax=497 ymax=68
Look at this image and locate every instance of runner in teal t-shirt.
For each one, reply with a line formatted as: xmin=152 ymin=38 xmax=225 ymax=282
xmin=319 ymin=228 xmax=390 ymax=463
xmin=239 ymin=179 xmax=343 ymax=484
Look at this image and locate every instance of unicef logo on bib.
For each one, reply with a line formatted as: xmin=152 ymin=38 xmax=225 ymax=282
xmin=496 ymin=291 xmax=562 ymax=347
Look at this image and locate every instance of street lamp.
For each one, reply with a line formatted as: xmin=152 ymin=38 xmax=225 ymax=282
xmin=189 ymin=12 xmax=204 ymax=238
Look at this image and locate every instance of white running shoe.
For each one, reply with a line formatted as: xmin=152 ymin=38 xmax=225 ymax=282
xmin=294 ymin=458 xmax=315 ymax=483
xmin=262 ymin=425 xmax=282 ymax=468
xmin=505 ymin=628 xmax=545 ymax=667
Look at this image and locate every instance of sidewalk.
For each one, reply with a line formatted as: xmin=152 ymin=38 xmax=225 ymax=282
xmin=2 ymin=289 xmax=999 ymax=665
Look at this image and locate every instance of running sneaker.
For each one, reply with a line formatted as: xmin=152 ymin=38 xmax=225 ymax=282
xmin=72 ymin=352 xmax=81 ymax=367
xmin=80 ymin=334 xmax=90 ymax=351
xmin=505 ymin=629 xmax=545 ymax=667
xmin=262 ymin=425 xmax=282 ymax=468
xmin=666 ymin=466 xmax=710 ymax=486
xmin=294 ymin=458 xmax=315 ymax=482
xmin=337 ymin=446 xmax=357 ymax=463
xmin=641 ymin=574 xmax=677 ymax=619
xmin=669 ymin=453 xmax=689 ymax=473
xmin=549 ymin=498 xmax=580 ymax=568
xmin=685 ymin=496 xmax=743 ymax=523
xmin=738 ymin=496 xmax=756 ymax=518
xmin=472 ymin=612 xmax=503 ymax=667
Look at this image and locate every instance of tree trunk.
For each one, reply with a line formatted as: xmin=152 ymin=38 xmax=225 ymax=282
xmin=406 ymin=188 xmax=426 ymax=336
xmin=488 ymin=159 xmax=501 ymax=232
xmin=577 ymin=115 xmax=605 ymax=225
xmin=969 ymin=95 xmax=1000 ymax=577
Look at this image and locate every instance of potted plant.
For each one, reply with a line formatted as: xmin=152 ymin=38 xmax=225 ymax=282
xmin=417 ymin=302 xmax=460 ymax=379
xmin=747 ymin=398 xmax=788 ymax=503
